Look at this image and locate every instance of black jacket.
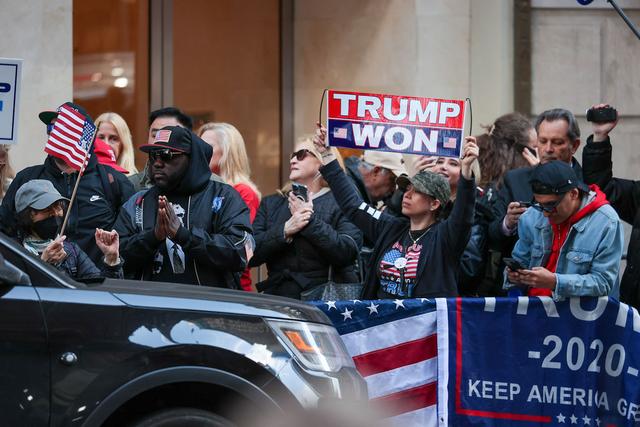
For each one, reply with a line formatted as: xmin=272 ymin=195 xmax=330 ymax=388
xmin=440 ymin=187 xmax=495 ymax=296
xmin=321 ymin=159 xmax=475 ymax=299
xmin=583 ymin=136 xmax=640 ymax=307
xmin=0 ymin=155 xmax=134 ymax=264
xmin=55 ymin=241 xmax=123 ymax=280
xmin=250 ymin=189 xmax=362 ymax=299
xmin=114 ymin=135 xmax=252 ymax=289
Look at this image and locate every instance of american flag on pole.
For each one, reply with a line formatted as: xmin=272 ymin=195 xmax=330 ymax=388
xmin=315 ymin=299 xmax=439 ymax=425
xmin=44 ymin=104 xmax=96 ymax=171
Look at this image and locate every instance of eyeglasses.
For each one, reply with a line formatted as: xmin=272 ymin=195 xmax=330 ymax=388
xmin=149 ymin=149 xmax=186 ymax=162
xmin=291 ymin=149 xmax=314 ymax=161
xmin=531 ymin=195 xmax=565 ymax=213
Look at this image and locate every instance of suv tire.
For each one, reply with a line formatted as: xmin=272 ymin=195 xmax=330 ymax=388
xmin=130 ymin=407 xmax=235 ymax=427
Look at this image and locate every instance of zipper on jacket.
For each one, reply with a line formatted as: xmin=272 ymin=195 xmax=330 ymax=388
xmin=185 ymin=195 xmax=201 ymax=285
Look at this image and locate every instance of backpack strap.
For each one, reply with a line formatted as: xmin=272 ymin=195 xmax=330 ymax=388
xmin=96 ymin=164 xmax=123 ymax=209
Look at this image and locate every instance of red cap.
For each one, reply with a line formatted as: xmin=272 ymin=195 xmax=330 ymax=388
xmin=93 ymin=138 xmax=129 ymax=174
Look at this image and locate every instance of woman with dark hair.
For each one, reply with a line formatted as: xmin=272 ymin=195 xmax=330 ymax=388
xmin=15 ymin=180 xmax=123 ymax=280
xmin=475 ymin=112 xmax=538 ymax=193
xmin=313 ymin=125 xmax=478 ymax=299
xmin=402 ymin=113 xmax=537 ymax=295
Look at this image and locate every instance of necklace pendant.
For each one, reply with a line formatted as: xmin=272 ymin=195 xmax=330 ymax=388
xmin=394 ymin=257 xmax=408 ymax=269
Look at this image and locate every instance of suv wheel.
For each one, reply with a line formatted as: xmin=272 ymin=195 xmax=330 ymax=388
xmin=130 ymin=407 xmax=234 ymax=427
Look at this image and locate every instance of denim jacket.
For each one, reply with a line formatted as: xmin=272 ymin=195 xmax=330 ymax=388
xmin=504 ymin=194 xmax=624 ymax=299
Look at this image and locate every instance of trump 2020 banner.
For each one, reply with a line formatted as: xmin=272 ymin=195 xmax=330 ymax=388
xmin=315 ymin=297 xmax=640 ymax=426
xmin=440 ymin=297 xmax=640 ymax=426
xmin=326 ymin=90 xmax=466 ymax=158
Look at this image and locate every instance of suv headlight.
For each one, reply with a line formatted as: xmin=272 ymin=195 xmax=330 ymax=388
xmin=267 ymin=320 xmax=355 ymax=373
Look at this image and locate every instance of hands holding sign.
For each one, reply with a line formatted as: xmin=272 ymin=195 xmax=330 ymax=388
xmin=313 ymin=123 xmax=335 ymax=165
xmin=460 ymin=136 xmax=479 ymax=180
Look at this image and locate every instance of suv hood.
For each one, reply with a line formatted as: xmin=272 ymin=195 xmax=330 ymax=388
xmin=96 ymin=279 xmax=330 ymax=324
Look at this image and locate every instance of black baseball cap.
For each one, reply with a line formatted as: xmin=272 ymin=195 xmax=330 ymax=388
xmin=529 ymin=160 xmax=589 ymax=195
xmin=139 ymin=126 xmax=192 ymax=154
xmin=38 ymin=111 xmax=57 ymax=125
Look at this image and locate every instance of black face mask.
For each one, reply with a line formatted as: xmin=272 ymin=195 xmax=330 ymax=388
xmin=32 ymin=216 xmax=62 ymax=240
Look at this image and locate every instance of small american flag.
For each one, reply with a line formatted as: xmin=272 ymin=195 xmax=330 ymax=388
xmin=443 ymin=137 xmax=457 ymax=149
xmin=45 ymin=104 xmax=96 ymax=171
xmin=154 ymin=129 xmax=172 ymax=143
xmin=333 ymin=127 xmax=348 ymax=139
xmin=315 ymin=299 xmax=438 ymax=426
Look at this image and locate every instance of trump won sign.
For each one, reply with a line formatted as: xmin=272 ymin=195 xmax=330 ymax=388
xmin=327 ymin=90 xmax=466 ymax=158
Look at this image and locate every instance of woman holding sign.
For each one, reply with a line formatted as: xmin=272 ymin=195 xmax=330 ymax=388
xmin=313 ymin=126 xmax=478 ymax=299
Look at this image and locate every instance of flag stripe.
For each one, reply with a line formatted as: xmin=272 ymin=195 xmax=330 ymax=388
xmin=52 ymin=121 xmax=82 ymax=140
xmin=58 ymin=106 xmax=85 ymax=126
xmin=391 ymin=404 xmax=437 ymax=425
xmin=44 ymin=147 xmax=84 ymax=169
xmin=47 ymin=136 xmax=85 ymax=162
xmin=371 ymin=381 xmax=437 ymax=417
xmin=366 ymin=357 xmax=437 ymax=399
xmin=50 ymin=128 xmax=83 ymax=152
xmin=57 ymin=113 xmax=84 ymax=133
xmin=354 ymin=334 xmax=437 ymax=377
xmin=340 ymin=310 xmax=436 ymax=354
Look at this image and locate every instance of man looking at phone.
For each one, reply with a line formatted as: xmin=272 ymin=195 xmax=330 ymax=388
xmin=504 ymin=161 xmax=623 ymax=299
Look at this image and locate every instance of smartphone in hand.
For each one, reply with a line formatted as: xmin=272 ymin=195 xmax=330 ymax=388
xmin=518 ymin=201 xmax=532 ymax=208
xmin=292 ymin=183 xmax=309 ymax=202
xmin=504 ymin=257 xmax=525 ymax=271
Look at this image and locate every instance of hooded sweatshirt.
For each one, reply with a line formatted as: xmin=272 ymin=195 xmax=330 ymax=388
xmin=115 ymin=132 xmax=253 ymax=288
xmin=528 ymin=185 xmax=609 ymax=297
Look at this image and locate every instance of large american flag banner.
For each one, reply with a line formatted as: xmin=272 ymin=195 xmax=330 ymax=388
xmin=317 ymin=297 xmax=640 ymax=427
xmin=44 ymin=104 xmax=96 ymax=171
xmin=316 ymin=298 xmax=439 ymax=425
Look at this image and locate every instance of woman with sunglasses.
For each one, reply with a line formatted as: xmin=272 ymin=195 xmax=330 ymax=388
xmin=250 ymin=138 xmax=363 ymax=299
xmin=312 ymin=125 xmax=478 ymax=299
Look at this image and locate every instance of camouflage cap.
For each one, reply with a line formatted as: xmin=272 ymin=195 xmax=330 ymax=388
xmin=396 ymin=170 xmax=451 ymax=205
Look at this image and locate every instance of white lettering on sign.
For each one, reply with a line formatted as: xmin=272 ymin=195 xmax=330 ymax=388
xmin=352 ymin=124 xmax=384 ymax=148
xmin=383 ymin=98 xmax=408 ymax=121
xmin=438 ymin=102 xmax=461 ymax=124
xmin=618 ymin=398 xmax=640 ymax=421
xmin=350 ymin=124 xmax=438 ymax=154
xmin=526 ymin=385 xmax=609 ymax=410
xmin=413 ymin=129 xmax=438 ymax=153
xmin=467 ymin=379 xmax=520 ymax=401
xmin=384 ymin=127 xmax=412 ymax=151
xmin=357 ymin=96 xmax=381 ymax=119
xmin=333 ymin=93 xmax=356 ymax=116
xmin=408 ymin=99 xmax=439 ymax=123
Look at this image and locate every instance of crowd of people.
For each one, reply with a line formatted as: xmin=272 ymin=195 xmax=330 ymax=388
xmin=0 ymin=101 xmax=638 ymax=308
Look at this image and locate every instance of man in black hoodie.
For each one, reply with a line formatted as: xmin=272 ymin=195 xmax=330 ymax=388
xmin=0 ymin=103 xmax=134 ymax=264
xmin=114 ymin=126 xmax=252 ymax=288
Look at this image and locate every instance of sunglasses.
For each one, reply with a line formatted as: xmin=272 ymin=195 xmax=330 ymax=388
xmin=149 ymin=149 xmax=186 ymax=162
xmin=531 ymin=195 xmax=565 ymax=213
xmin=291 ymin=149 xmax=315 ymax=161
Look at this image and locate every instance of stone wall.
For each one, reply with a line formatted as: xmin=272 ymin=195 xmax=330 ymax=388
xmin=0 ymin=0 xmax=73 ymax=172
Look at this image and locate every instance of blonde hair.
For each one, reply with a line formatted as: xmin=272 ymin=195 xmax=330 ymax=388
xmin=197 ymin=122 xmax=261 ymax=197
xmin=0 ymin=145 xmax=15 ymax=199
xmin=95 ymin=112 xmax=139 ymax=175
xmin=279 ymin=135 xmax=344 ymax=194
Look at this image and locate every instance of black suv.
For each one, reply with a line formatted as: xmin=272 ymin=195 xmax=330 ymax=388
xmin=0 ymin=233 xmax=366 ymax=426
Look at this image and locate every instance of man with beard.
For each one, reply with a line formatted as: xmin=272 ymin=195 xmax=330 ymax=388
xmin=114 ymin=126 xmax=253 ymax=288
